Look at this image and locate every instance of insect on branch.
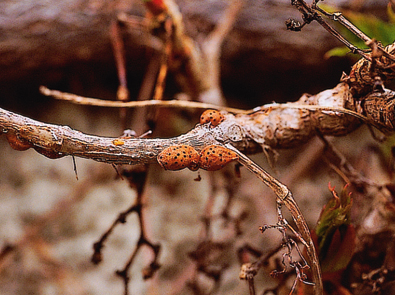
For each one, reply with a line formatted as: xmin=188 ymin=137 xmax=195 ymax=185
xmin=2 ymin=36 xmax=395 ymax=295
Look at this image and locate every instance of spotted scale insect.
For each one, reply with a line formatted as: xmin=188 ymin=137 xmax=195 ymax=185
xmin=157 ymin=145 xmax=200 ymax=171
xmin=200 ymin=109 xmax=225 ymax=127
xmin=199 ymin=145 xmax=239 ymax=171
xmin=6 ymin=132 xmax=33 ymax=151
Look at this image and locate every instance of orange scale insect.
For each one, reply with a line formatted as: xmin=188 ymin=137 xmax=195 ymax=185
xmin=199 ymin=145 xmax=239 ymax=171
xmin=200 ymin=109 xmax=225 ymax=127
xmin=157 ymin=145 xmax=200 ymax=171
xmin=6 ymin=132 xmax=33 ymax=151
xmin=34 ymin=146 xmax=65 ymax=159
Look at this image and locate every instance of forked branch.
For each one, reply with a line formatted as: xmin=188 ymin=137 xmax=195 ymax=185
xmin=226 ymin=144 xmax=323 ymax=294
xmin=288 ymin=0 xmax=395 ymax=97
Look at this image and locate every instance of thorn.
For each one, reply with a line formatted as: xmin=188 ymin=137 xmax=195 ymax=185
xmin=112 ymin=163 xmax=124 ymax=180
xmin=72 ymin=156 xmax=79 ymax=180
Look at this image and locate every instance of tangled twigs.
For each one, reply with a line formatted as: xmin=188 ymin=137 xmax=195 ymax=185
xmin=287 ymin=0 xmax=370 ymax=59
xmin=92 ymin=165 xmax=161 ymax=295
xmin=91 ymin=203 xmax=143 ymax=265
xmin=268 ymin=202 xmax=314 ymax=293
xmin=225 ymin=144 xmax=323 ymax=294
xmin=240 ymin=207 xmax=315 ymax=295
xmin=288 ymin=1 xmax=395 ymax=97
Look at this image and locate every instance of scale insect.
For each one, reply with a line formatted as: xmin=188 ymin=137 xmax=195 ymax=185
xmin=199 ymin=145 xmax=239 ymax=171
xmin=200 ymin=109 xmax=225 ymax=127
xmin=157 ymin=145 xmax=200 ymax=171
xmin=6 ymin=132 xmax=33 ymax=151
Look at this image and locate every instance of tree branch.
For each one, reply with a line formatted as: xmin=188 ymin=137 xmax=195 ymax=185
xmin=0 ymin=107 xmax=238 ymax=164
xmin=3 ymin=79 xmax=395 ymax=167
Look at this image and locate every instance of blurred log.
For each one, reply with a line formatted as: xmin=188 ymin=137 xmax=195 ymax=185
xmin=0 ymin=0 xmax=389 ymax=106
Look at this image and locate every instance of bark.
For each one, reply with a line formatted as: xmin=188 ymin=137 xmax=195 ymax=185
xmin=2 ymin=81 xmax=395 ymax=166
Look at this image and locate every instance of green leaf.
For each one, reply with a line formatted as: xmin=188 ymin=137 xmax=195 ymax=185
xmin=324 ymin=47 xmax=354 ymax=58
xmin=323 ymin=4 xmax=395 ymax=57
xmin=341 ymin=10 xmax=395 ymax=46
xmin=315 ymin=184 xmax=355 ymax=273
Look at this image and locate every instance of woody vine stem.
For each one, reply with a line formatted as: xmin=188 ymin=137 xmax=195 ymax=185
xmin=2 ymin=74 xmax=395 ymax=295
xmin=1 ymin=0 xmax=395 ymax=294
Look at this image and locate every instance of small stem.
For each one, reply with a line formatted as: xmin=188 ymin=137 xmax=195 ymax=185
xmin=313 ymin=4 xmax=395 ymax=64
xmin=226 ymin=143 xmax=323 ymax=295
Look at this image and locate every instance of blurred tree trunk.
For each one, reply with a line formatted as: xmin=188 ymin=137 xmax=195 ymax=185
xmin=0 ymin=0 xmax=389 ymax=105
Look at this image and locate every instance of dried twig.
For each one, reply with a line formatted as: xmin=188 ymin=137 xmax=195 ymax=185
xmin=39 ymin=86 xmax=247 ymax=114
xmin=225 ymin=144 xmax=323 ymax=294
xmin=110 ymin=20 xmax=129 ymax=130
xmin=313 ymin=3 xmax=395 ymax=63
xmin=40 ymin=79 xmax=395 ymax=135
xmin=288 ymin=0 xmax=395 ymax=97
xmin=287 ymin=0 xmax=370 ymax=59
xmin=198 ymin=0 xmax=244 ymax=105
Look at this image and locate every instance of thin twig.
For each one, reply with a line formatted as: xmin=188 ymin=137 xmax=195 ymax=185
xmin=199 ymin=0 xmax=244 ymax=105
xmin=225 ymin=144 xmax=323 ymax=295
xmin=289 ymin=0 xmax=371 ymax=60
xmin=113 ymin=169 xmax=161 ymax=294
xmin=312 ymin=4 xmax=395 ymax=64
xmin=110 ymin=20 xmax=129 ymax=130
xmin=40 ymin=83 xmax=395 ymax=134
xmin=39 ymin=86 xmax=247 ymax=114
xmin=91 ymin=204 xmax=141 ymax=265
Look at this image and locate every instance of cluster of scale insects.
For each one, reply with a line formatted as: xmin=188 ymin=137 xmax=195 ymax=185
xmin=157 ymin=110 xmax=239 ymax=171
xmin=2 ymin=109 xmax=239 ymax=171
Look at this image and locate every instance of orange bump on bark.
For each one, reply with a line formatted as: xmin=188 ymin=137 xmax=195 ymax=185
xmin=34 ymin=147 xmax=65 ymax=159
xmin=199 ymin=145 xmax=239 ymax=171
xmin=200 ymin=110 xmax=225 ymax=127
xmin=6 ymin=132 xmax=32 ymax=151
xmin=157 ymin=145 xmax=200 ymax=171
xmin=112 ymin=139 xmax=125 ymax=146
